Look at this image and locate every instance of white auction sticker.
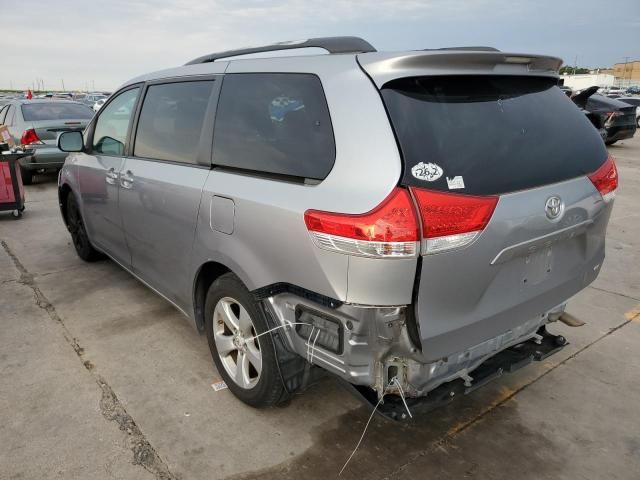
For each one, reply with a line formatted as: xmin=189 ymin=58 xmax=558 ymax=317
xmin=411 ymin=162 xmax=443 ymax=182
xmin=211 ymin=381 xmax=228 ymax=392
xmin=446 ymin=176 xmax=465 ymax=190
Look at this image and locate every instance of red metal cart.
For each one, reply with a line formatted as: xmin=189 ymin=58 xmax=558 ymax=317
xmin=0 ymin=145 xmax=32 ymax=219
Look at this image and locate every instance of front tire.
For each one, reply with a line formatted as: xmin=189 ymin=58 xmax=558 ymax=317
xmin=66 ymin=193 xmax=103 ymax=262
xmin=205 ymin=273 xmax=286 ymax=407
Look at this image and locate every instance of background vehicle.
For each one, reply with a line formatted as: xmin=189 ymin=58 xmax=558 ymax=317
xmin=0 ymin=99 xmax=93 ymax=184
xmin=79 ymin=94 xmax=107 ymax=108
xmin=586 ymin=93 xmax=637 ymax=144
xmin=559 ymin=86 xmax=573 ymax=97
xmin=570 ymin=86 xmax=607 ymax=141
xmin=600 ymin=87 xmax=626 ymax=97
xmin=93 ymin=98 xmax=106 ymax=111
xmin=57 ymin=37 xmax=617 ymax=411
xmin=618 ymin=97 xmax=640 ymax=127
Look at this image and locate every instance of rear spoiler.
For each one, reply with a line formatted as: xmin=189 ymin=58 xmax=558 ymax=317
xmin=357 ymin=51 xmax=562 ymax=88
xmin=570 ymin=86 xmax=599 ymax=109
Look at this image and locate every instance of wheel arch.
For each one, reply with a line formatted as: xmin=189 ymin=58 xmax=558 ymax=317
xmin=192 ymin=261 xmax=232 ymax=333
xmin=58 ymin=182 xmax=73 ymax=227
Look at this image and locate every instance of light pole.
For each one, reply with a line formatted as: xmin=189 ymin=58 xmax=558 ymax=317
xmin=622 ymin=56 xmax=630 ymax=87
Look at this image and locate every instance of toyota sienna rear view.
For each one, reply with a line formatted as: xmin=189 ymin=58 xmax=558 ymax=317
xmin=56 ymin=37 xmax=617 ymax=416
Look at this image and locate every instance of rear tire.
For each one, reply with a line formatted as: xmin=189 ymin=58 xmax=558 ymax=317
xmin=20 ymin=167 xmax=33 ymax=185
xmin=66 ymin=193 xmax=103 ymax=262
xmin=205 ymin=273 xmax=286 ymax=408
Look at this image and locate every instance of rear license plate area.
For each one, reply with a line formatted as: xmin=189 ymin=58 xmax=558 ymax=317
xmin=523 ymin=246 xmax=553 ymax=286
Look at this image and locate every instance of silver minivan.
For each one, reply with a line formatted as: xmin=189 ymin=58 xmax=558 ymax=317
xmin=57 ymin=37 xmax=617 ymax=414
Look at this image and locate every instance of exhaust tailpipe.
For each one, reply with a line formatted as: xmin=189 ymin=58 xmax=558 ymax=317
xmin=557 ymin=312 xmax=585 ymax=327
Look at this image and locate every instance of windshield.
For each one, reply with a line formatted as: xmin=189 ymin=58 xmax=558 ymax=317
xmin=381 ymin=76 xmax=607 ymax=195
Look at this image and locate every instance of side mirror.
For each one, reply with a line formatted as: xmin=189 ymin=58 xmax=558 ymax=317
xmin=57 ymin=130 xmax=84 ymax=152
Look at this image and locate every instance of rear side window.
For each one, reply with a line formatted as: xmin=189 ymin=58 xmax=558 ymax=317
xmin=21 ymin=103 xmax=93 ymax=121
xmin=212 ymin=73 xmax=335 ymax=180
xmin=134 ymin=81 xmax=214 ymax=164
xmin=382 ymin=76 xmax=607 ymax=195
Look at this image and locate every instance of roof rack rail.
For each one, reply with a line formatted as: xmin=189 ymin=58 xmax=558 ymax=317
xmin=185 ymin=36 xmax=376 ymax=65
xmin=426 ymin=46 xmax=501 ymax=52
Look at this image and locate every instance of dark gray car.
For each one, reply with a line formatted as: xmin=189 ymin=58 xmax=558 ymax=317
xmin=618 ymin=97 xmax=640 ymax=127
xmin=0 ymin=99 xmax=94 ymax=184
xmin=56 ymin=37 xmax=618 ymax=414
xmin=585 ymin=94 xmax=637 ymax=145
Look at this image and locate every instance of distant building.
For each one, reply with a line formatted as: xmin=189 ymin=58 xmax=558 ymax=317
xmin=611 ymin=60 xmax=640 ymax=83
xmin=561 ymin=60 xmax=640 ymax=89
xmin=590 ymin=68 xmax=614 ymax=75
xmin=561 ymin=73 xmax=615 ymax=90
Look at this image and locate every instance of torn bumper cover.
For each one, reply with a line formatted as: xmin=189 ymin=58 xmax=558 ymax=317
xmin=262 ymin=293 xmax=567 ymax=405
xmin=344 ymin=327 xmax=566 ymax=420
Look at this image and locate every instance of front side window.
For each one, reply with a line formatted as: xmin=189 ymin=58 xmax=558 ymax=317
xmin=92 ymin=88 xmax=140 ymax=156
xmin=134 ymin=81 xmax=214 ymax=164
xmin=212 ymin=73 xmax=335 ymax=180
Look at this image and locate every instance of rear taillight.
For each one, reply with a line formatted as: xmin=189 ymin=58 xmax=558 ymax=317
xmin=304 ymin=187 xmax=419 ymax=257
xmin=20 ymin=129 xmax=43 ymax=145
xmin=411 ymin=188 xmax=498 ymax=254
xmin=588 ymin=154 xmax=618 ymax=203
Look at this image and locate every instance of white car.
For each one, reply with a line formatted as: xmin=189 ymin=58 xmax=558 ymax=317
xmin=93 ymin=98 xmax=107 ymax=111
xmin=609 ymin=88 xmax=626 ymax=94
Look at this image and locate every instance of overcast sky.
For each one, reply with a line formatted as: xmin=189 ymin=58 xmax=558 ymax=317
xmin=1 ymin=0 xmax=638 ymax=91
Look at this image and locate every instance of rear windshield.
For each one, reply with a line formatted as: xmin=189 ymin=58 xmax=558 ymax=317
xmin=21 ymin=102 xmax=94 ymax=121
xmin=381 ymin=76 xmax=607 ymax=195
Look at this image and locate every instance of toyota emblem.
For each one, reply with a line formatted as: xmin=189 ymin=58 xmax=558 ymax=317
xmin=545 ymin=196 xmax=564 ymax=220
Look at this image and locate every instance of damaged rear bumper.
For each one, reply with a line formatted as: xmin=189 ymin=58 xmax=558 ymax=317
xmin=263 ymin=292 xmax=568 ymax=405
xmin=342 ymin=326 xmax=567 ymax=420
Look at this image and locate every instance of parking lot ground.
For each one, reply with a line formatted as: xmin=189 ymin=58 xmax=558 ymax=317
xmin=1 ymin=136 xmax=639 ymax=480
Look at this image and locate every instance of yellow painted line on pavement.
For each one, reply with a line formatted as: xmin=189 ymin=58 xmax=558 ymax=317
xmin=624 ymin=305 xmax=640 ymax=322
xmin=446 ymin=386 xmax=516 ymax=437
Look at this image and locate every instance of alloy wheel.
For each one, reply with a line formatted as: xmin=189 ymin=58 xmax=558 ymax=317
xmin=212 ymin=297 xmax=262 ymax=389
